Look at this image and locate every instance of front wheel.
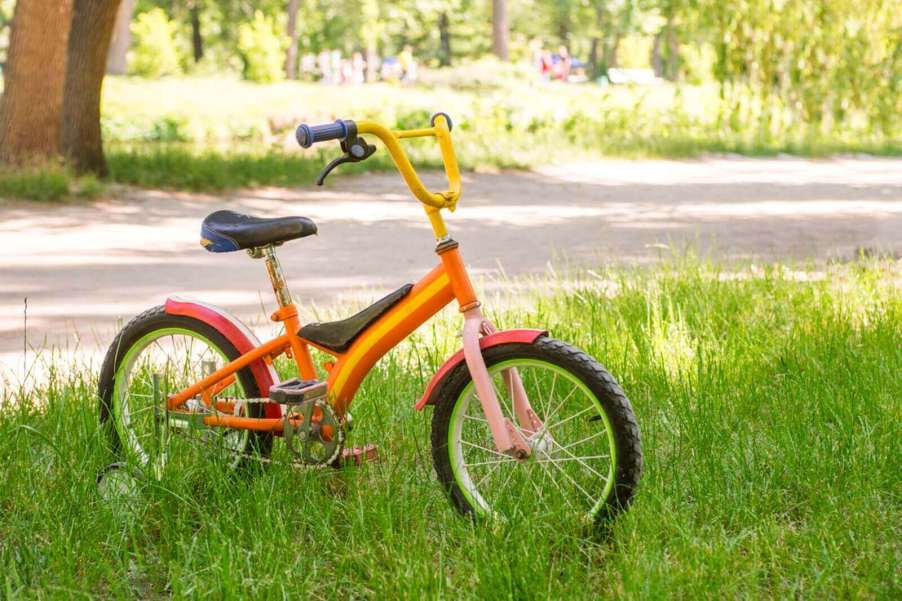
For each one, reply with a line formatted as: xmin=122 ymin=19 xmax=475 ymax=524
xmin=430 ymin=336 xmax=642 ymax=524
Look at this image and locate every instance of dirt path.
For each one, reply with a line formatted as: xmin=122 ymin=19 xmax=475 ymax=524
xmin=2 ymin=157 xmax=901 ymax=379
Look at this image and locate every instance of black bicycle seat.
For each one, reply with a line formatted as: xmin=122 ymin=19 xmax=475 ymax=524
xmin=200 ymin=210 xmax=317 ymax=253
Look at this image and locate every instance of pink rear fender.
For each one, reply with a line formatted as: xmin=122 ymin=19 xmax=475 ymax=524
xmin=415 ymin=329 xmax=547 ymax=410
xmin=164 ymin=296 xmax=282 ymax=419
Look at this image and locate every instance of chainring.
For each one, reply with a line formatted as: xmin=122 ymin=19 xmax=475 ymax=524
xmin=283 ymin=399 xmax=344 ymax=465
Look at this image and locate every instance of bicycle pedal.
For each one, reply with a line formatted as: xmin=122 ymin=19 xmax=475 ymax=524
xmin=340 ymin=444 xmax=378 ymax=466
xmin=269 ymin=378 xmax=328 ymax=404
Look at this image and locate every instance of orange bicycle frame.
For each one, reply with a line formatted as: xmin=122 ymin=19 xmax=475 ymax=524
xmin=165 ymin=115 xmax=536 ymax=457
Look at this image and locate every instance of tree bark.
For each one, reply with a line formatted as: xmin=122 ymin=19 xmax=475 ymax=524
xmin=589 ymin=36 xmax=599 ymax=80
xmin=438 ymin=12 xmax=451 ymax=67
xmin=611 ymin=35 xmax=621 ymax=68
xmin=285 ymin=0 xmax=300 ymax=78
xmin=492 ymin=0 xmax=508 ymax=61
xmin=666 ymin=25 xmax=679 ymax=80
xmin=652 ymin=32 xmax=663 ymax=77
xmin=190 ymin=3 xmax=204 ymax=63
xmin=0 ymin=0 xmax=74 ymax=165
xmin=61 ymin=0 xmax=121 ymax=175
xmin=106 ymin=0 xmax=135 ymax=74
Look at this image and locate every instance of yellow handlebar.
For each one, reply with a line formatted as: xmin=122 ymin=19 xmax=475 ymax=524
xmin=357 ymin=115 xmax=461 ymax=217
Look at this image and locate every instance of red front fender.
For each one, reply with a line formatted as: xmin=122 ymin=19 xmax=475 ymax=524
xmin=164 ymin=296 xmax=282 ymax=419
xmin=414 ymin=329 xmax=547 ymax=410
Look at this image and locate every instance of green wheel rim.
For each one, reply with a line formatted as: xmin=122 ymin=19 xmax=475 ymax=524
xmin=448 ymin=358 xmax=618 ymax=521
xmin=112 ymin=327 xmax=250 ymax=470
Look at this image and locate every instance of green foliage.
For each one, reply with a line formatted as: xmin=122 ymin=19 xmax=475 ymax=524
xmin=0 ymin=165 xmax=105 ymax=202
xmin=87 ymin=72 xmax=902 ymax=191
xmin=129 ymin=8 xmax=182 ymax=77
xmin=237 ymin=11 xmax=285 ymax=83
xmin=96 ymin=77 xmax=902 ymax=192
xmin=617 ymin=33 xmax=653 ymax=69
xmin=702 ymin=0 xmax=902 ymax=140
xmin=2 ymin=258 xmax=901 ymax=596
xmin=110 ymin=0 xmax=900 ymax=148
xmin=107 ymin=147 xmax=325 ymax=190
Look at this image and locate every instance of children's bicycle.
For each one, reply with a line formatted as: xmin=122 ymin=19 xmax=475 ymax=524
xmin=98 ymin=114 xmax=642 ymax=523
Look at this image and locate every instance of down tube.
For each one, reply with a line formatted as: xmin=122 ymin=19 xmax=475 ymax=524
xmin=328 ymin=264 xmax=455 ymax=414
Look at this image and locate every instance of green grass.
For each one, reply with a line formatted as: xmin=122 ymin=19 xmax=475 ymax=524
xmin=2 ymin=74 xmax=900 ymax=199
xmin=0 ymin=165 xmax=104 ymax=202
xmin=98 ymin=75 xmax=901 ymax=193
xmin=2 ymin=258 xmax=901 ymax=598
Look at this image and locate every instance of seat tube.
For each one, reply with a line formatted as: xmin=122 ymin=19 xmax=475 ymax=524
xmin=262 ymin=245 xmax=292 ymax=307
xmin=259 ymin=245 xmax=317 ymax=380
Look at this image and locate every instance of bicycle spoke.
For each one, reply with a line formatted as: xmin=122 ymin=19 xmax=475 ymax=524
xmin=117 ymin=329 xmax=249 ymax=469
xmin=474 ymin=461 xmax=504 ymax=490
xmin=535 ymin=458 xmax=579 ymax=514
xmin=557 ymin=430 xmax=608 ymax=453
xmin=460 ymin=439 xmax=508 ymax=459
xmin=545 ymin=404 xmax=594 ymax=433
xmin=535 ymin=454 xmax=609 ymax=464
xmin=542 ymin=453 xmax=597 ymax=506
xmin=452 ymin=358 xmax=620 ymax=520
xmin=543 ymin=385 xmax=579 ymax=427
xmin=547 ymin=437 xmax=608 ymax=482
xmin=463 ymin=458 xmax=513 ymax=468
xmin=493 ymin=461 xmax=519 ymax=501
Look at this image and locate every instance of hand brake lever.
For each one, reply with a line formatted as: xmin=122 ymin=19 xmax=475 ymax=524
xmin=316 ymin=137 xmax=376 ymax=186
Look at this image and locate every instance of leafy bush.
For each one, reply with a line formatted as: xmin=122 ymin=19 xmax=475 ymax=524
xmin=237 ymin=12 xmax=284 ymax=83
xmin=129 ymin=8 xmax=182 ymax=77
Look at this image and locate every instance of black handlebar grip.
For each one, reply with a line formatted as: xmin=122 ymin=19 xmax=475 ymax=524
xmin=295 ymin=119 xmax=356 ymax=148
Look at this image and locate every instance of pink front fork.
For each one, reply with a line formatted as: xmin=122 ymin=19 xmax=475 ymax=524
xmin=462 ymin=307 xmax=543 ymax=458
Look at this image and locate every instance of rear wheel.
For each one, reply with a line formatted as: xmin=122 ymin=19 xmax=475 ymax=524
xmin=430 ymin=337 xmax=642 ymax=524
xmin=98 ymin=306 xmax=272 ymax=471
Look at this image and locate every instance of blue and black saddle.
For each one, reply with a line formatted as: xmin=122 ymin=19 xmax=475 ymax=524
xmin=200 ymin=210 xmax=317 ymax=253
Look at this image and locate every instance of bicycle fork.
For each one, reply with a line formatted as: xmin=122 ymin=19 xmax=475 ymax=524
xmin=461 ymin=306 xmax=545 ymax=459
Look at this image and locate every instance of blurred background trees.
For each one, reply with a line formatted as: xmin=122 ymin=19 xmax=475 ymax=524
xmin=0 ymin=0 xmax=899 ymax=179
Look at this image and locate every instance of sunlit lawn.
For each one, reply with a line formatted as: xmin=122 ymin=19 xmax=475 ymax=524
xmin=2 ymin=258 xmax=899 ymax=598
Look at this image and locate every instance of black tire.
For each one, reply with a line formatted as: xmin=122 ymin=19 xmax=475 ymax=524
xmin=98 ymin=306 xmax=273 ymax=466
xmin=430 ymin=336 xmax=642 ymax=522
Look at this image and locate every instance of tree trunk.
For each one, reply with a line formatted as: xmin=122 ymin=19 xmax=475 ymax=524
xmin=285 ymin=0 xmax=300 ymax=78
xmin=666 ymin=25 xmax=679 ymax=80
xmin=605 ymin=33 xmax=621 ymax=70
xmin=106 ymin=0 xmax=135 ymax=74
xmin=589 ymin=36 xmax=599 ymax=80
xmin=0 ymin=0 xmax=74 ymax=165
xmin=652 ymin=32 xmax=663 ymax=77
xmin=492 ymin=0 xmax=508 ymax=61
xmin=61 ymin=0 xmax=121 ymax=175
xmin=438 ymin=12 xmax=451 ymax=67
xmin=190 ymin=3 xmax=203 ymax=62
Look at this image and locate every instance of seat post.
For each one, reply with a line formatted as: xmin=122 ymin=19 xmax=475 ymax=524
xmin=254 ymin=245 xmax=293 ymax=307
